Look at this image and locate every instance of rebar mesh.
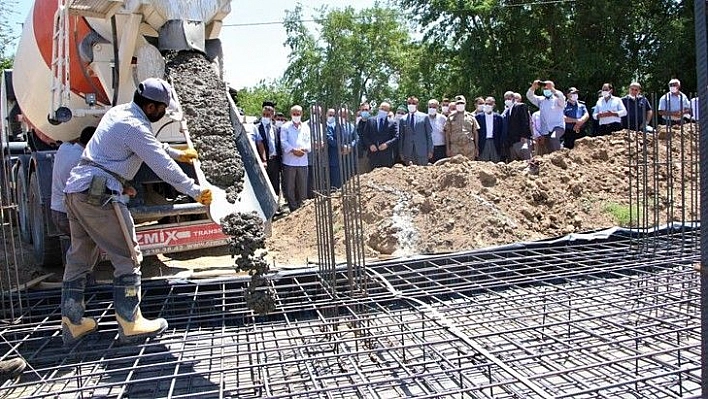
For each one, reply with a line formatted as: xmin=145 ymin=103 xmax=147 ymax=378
xmin=0 ymin=229 xmax=699 ymax=398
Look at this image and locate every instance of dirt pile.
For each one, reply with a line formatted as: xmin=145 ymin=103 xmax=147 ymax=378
xmin=267 ymin=128 xmax=699 ymax=265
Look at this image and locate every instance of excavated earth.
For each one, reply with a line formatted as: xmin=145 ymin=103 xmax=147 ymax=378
xmin=266 ymin=127 xmax=699 ymax=265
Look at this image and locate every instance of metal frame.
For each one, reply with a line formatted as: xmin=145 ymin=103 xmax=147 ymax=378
xmin=0 ymin=230 xmax=699 ymax=398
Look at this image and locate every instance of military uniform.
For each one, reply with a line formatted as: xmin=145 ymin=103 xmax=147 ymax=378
xmin=445 ymin=110 xmax=480 ymax=160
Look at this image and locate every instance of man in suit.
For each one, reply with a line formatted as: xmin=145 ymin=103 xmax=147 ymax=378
xmin=252 ymin=102 xmax=282 ymax=197
xmin=325 ymin=108 xmax=358 ymax=188
xmin=475 ymin=97 xmax=504 ymax=162
xmin=502 ymin=91 xmax=532 ymax=161
xmin=399 ymin=96 xmax=433 ymax=166
xmin=362 ymin=101 xmax=398 ymax=169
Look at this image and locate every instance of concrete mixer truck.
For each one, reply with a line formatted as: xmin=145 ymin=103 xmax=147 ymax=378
xmin=0 ymin=0 xmax=277 ymax=266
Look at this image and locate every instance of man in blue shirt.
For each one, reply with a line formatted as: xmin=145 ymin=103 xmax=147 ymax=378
xmin=562 ymin=87 xmax=589 ymax=149
xmin=658 ymin=78 xmax=691 ymax=125
xmin=621 ymin=82 xmax=653 ymax=132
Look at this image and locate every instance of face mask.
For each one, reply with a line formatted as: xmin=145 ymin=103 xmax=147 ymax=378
xmin=261 ymin=117 xmax=271 ymax=125
xmin=428 ymin=108 xmax=437 ymax=116
xmin=543 ymin=89 xmax=553 ymax=98
xmin=456 ymin=104 xmax=465 ymax=112
xmin=378 ymin=110 xmax=388 ymax=118
xmin=327 ymin=116 xmax=335 ymax=125
xmin=407 ymin=104 xmax=417 ymax=113
xmin=670 ymin=86 xmax=679 ymax=94
xmin=360 ymin=111 xmax=370 ymax=120
xmin=569 ymin=94 xmax=578 ymax=102
xmin=628 ymin=93 xmax=637 ymax=99
xmin=442 ymin=106 xmax=450 ymax=113
xmin=484 ymin=105 xmax=493 ymax=114
xmin=396 ymin=114 xmax=405 ymax=120
xmin=275 ymin=121 xmax=284 ymax=128
xmin=476 ymin=104 xmax=484 ymax=112
xmin=291 ymin=116 xmax=301 ymax=124
xmin=601 ymin=91 xmax=611 ymax=98
xmin=388 ymin=117 xmax=395 ymax=124
xmin=504 ymin=99 xmax=514 ymax=108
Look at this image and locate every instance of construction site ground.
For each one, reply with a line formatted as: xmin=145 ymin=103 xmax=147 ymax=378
xmin=4 ymin=126 xmax=698 ymax=286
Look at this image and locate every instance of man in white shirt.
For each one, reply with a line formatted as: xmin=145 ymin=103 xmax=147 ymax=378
xmin=427 ymin=99 xmax=448 ymax=163
xmin=658 ymin=78 xmax=692 ymax=125
xmin=280 ymin=105 xmax=311 ymax=211
xmin=526 ymin=80 xmax=566 ymax=153
xmin=593 ymin=83 xmax=627 ymax=136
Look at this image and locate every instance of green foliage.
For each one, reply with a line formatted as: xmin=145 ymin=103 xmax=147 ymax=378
xmin=282 ymin=4 xmax=424 ymax=110
xmin=0 ymin=0 xmax=18 ymax=73
xmin=602 ymin=202 xmax=642 ymax=227
xmin=234 ymin=79 xmax=293 ymax=117
xmin=397 ymin=0 xmax=696 ymax=101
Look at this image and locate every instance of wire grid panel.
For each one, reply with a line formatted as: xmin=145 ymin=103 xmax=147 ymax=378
xmin=0 ymin=231 xmax=701 ymax=398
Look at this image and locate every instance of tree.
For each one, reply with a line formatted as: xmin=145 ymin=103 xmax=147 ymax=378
xmin=234 ymin=79 xmax=293 ymax=117
xmin=397 ymin=0 xmax=696 ymax=101
xmin=0 ymin=0 xmax=18 ymax=73
xmin=282 ymin=4 xmax=419 ymax=110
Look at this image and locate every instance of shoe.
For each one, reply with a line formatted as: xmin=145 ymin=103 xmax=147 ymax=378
xmin=61 ymin=276 xmax=98 ymax=345
xmin=114 ymin=274 xmax=168 ymax=344
xmin=0 ymin=358 xmax=26 ymax=383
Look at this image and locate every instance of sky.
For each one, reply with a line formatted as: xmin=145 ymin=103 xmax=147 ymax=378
xmin=7 ymin=0 xmax=382 ymax=89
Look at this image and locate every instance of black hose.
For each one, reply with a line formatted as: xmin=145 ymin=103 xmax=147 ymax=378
xmin=110 ymin=15 xmax=119 ymax=106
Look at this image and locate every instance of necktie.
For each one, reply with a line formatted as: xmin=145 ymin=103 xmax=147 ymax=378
xmin=379 ymin=117 xmax=384 ymax=132
xmin=409 ymin=114 xmax=414 ymax=129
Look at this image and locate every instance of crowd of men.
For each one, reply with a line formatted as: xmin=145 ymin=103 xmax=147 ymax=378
xmin=250 ymin=78 xmax=694 ymax=213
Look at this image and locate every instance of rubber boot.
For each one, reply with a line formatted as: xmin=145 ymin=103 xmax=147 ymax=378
xmin=114 ymin=274 xmax=168 ymax=344
xmin=0 ymin=358 xmax=26 ymax=383
xmin=61 ymin=276 xmax=98 ymax=345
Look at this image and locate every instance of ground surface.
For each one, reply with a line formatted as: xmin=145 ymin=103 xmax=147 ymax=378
xmin=3 ymin=126 xmax=698 ymax=286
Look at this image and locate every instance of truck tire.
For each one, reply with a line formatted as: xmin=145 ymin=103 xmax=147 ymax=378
xmin=28 ymin=172 xmax=60 ymax=266
xmin=15 ymin=166 xmax=31 ymax=243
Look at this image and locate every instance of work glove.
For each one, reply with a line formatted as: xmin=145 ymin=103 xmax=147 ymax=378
xmin=195 ymin=188 xmax=212 ymax=206
xmin=176 ymin=148 xmax=199 ymax=163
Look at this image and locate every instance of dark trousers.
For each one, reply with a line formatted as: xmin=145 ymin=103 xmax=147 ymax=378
xmin=597 ymin=122 xmax=622 ymax=136
xmin=265 ymin=157 xmax=281 ymax=196
xmin=283 ymin=165 xmax=308 ymax=211
xmin=431 ymin=145 xmax=446 ymax=164
xmin=369 ymin=148 xmax=394 ymax=169
xmin=563 ymin=127 xmax=586 ymax=149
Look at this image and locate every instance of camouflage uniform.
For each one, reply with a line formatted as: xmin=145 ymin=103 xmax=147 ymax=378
xmin=445 ymin=111 xmax=480 ymax=160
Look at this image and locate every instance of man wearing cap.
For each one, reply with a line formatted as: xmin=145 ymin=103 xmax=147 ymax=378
xmin=658 ymin=79 xmax=691 ymax=125
xmin=253 ymin=102 xmax=282 ymax=198
xmin=593 ymin=83 xmax=627 ymax=136
xmin=527 ymin=80 xmax=566 ymax=153
xmin=622 ymin=82 xmax=653 ymax=132
xmin=399 ymin=97 xmax=433 ymax=166
xmin=563 ymin=87 xmax=589 ymax=149
xmin=502 ymin=91 xmax=532 ymax=161
xmin=445 ymin=95 xmax=480 ymax=160
xmin=60 ymin=77 xmax=212 ymax=346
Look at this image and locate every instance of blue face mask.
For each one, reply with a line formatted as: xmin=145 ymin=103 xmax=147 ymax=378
xmin=361 ymin=111 xmax=370 ymax=120
xmin=543 ymin=89 xmax=553 ymax=98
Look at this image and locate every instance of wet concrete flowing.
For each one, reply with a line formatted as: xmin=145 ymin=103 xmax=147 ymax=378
xmin=166 ymin=51 xmax=274 ymax=314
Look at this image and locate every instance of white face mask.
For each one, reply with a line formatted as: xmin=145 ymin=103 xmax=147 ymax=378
xmin=504 ymin=99 xmax=514 ymax=108
xmin=327 ymin=116 xmax=335 ymax=125
xmin=428 ymin=108 xmax=437 ymax=116
xmin=378 ymin=109 xmax=388 ymax=118
xmin=456 ymin=104 xmax=465 ymax=112
xmin=601 ymin=91 xmax=611 ymax=99
xmin=388 ymin=117 xmax=395 ymax=124
xmin=669 ymin=86 xmax=679 ymax=94
xmin=291 ymin=115 xmax=301 ymax=123
xmin=275 ymin=121 xmax=284 ymax=128
xmin=569 ymin=94 xmax=578 ymax=102
xmin=407 ymin=104 xmax=418 ymax=113
xmin=483 ymin=104 xmax=493 ymax=113
xmin=261 ymin=117 xmax=271 ymax=125
xmin=442 ymin=105 xmax=450 ymax=113
xmin=476 ymin=104 xmax=484 ymax=112
xmin=396 ymin=114 xmax=405 ymax=121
